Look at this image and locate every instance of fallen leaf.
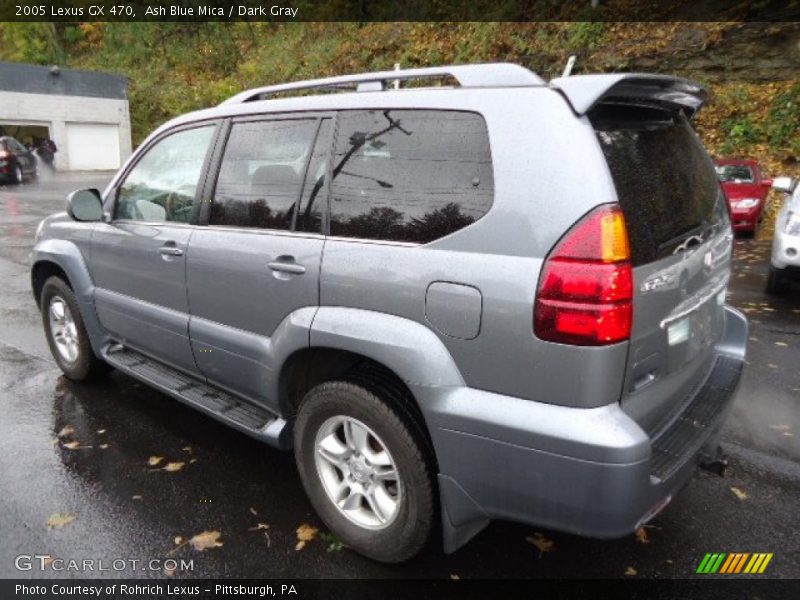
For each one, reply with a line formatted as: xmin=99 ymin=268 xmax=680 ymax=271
xmin=182 ymin=446 xmax=192 ymax=453
xmin=162 ymin=462 xmax=185 ymax=472
xmin=450 ymin=573 xmax=460 ymax=580
xmin=249 ymin=523 xmax=270 ymax=531
xmin=295 ymin=524 xmax=319 ymax=551
xmin=525 ymin=532 xmax=554 ymax=557
xmin=635 ymin=527 xmax=650 ymax=544
xmin=625 ymin=566 xmax=638 ymax=576
xmin=775 ymin=342 xmax=788 ymax=347
xmin=189 ymin=458 xmax=197 ymax=464
xmin=99 ymin=444 xmax=109 ymax=450
xmin=62 ymin=441 xmax=84 ymax=450
xmin=57 ymin=426 xmax=75 ymax=437
xmin=174 ymin=536 xmax=184 ymax=545
xmin=97 ymin=429 xmax=106 ymax=434
xmin=46 ymin=513 xmax=76 ymax=529
xmin=730 ymin=486 xmax=748 ymax=501
xmin=132 ymin=495 xmax=143 ymax=501
xmin=189 ymin=530 xmax=223 ymax=551
xmin=249 ymin=507 xmax=258 ymax=516
xmin=147 ymin=456 xmax=164 ymax=467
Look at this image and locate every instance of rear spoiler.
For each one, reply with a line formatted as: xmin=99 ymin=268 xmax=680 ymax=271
xmin=550 ymin=74 xmax=708 ymax=118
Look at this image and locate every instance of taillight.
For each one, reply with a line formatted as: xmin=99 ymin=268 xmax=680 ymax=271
xmin=534 ymin=204 xmax=633 ymax=346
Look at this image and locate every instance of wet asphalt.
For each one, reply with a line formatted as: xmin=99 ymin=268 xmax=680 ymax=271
xmin=0 ymin=173 xmax=798 ymax=580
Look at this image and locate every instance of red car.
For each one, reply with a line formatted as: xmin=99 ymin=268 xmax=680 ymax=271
xmin=714 ymin=158 xmax=772 ymax=234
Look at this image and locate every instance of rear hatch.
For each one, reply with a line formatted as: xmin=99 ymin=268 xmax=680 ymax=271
xmin=554 ymin=75 xmax=733 ymax=434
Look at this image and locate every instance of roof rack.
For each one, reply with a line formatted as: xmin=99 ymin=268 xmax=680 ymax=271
xmin=219 ymin=63 xmax=543 ymax=105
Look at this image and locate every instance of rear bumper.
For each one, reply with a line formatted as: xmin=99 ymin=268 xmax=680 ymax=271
xmin=421 ymin=306 xmax=747 ymax=551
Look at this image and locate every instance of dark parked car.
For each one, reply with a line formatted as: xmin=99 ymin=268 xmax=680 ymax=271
xmin=0 ymin=136 xmax=37 ymax=184
xmin=714 ymin=158 xmax=772 ymax=234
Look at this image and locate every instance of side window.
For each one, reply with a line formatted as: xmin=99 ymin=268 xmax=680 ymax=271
xmin=211 ymin=119 xmax=318 ymax=230
xmin=329 ymin=110 xmax=494 ymax=243
xmin=116 ymin=126 xmax=215 ymax=223
xmin=295 ymin=119 xmax=332 ymax=233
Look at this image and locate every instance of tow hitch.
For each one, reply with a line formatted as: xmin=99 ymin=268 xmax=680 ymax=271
xmin=699 ymin=445 xmax=728 ymax=477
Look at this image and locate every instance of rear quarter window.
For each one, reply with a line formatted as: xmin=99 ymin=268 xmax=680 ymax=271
xmin=329 ymin=109 xmax=494 ymax=243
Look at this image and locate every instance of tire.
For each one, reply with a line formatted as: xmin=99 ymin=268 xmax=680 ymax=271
xmin=294 ymin=381 xmax=435 ymax=563
xmin=12 ymin=164 xmax=23 ymax=184
xmin=41 ymin=276 xmax=110 ymax=381
xmin=765 ymin=266 xmax=787 ymax=295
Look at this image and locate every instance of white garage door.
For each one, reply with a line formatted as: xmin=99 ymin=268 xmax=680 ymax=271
xmin=66 ymin=123 xmax=121 ymax=170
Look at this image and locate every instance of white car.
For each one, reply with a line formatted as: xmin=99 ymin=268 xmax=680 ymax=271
xmin=768 ymin=176 xmax=800 ymax=294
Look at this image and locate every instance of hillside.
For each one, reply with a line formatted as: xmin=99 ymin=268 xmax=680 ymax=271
xmin=1 ymin=21 xmax=798 ymax=227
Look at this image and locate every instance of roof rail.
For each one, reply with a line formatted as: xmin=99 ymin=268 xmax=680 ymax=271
xmin=219 ymin=63 xmax=543 ymax=105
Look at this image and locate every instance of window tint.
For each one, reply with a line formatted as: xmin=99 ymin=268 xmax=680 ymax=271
xmin=116 ymin=126 xmax=214 ymax=223
xmin=295 ymin=119 xmax=332 ymax=234
xmin=592 ymin=108 xmax=726 ymax=265
xmin=211 ymin=119 xmax=318 ymax=230
xmin=329 ymin=110 xmax=493 ymax=243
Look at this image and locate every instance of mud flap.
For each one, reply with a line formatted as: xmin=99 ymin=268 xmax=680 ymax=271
xmin=438 ymin=474 xmax=490 ymax=553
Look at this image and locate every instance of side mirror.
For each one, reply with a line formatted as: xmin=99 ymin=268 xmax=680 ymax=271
xmin=761 ymin=178 xmax=773 ymax=188
xmin=66 ymin=188 xmax=104 ymax=222
xmin=772 ymin=177 xmax=797 ymax=194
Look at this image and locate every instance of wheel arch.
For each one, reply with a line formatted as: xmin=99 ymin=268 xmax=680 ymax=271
xmin=31 ymin=240 xmax=109 ymax=357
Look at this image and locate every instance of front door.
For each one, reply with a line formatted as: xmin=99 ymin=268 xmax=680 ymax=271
xmin=186 ymin=116 xmax=332 ymax=409
xmin=91 ymin=124 xmax=217 ymax=374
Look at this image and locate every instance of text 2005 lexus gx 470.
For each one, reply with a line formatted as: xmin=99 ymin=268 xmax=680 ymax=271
xmin=32 ymin=64 xmax=747 ymax=562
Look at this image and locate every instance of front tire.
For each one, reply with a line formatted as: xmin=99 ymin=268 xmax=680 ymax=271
xmin=41 ymin=277 xmax=109 ymax=381
xmin=294 ymin=381 xmax=435 ymax=563
xmin=12 ymin=164 xmax=23 ymax=184
xmin=766 ymin=266 xmax=788 ymax=295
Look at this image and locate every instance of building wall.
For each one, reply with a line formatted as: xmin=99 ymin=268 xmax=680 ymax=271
xmin=0 ymin=90 xmax=131 ymax=171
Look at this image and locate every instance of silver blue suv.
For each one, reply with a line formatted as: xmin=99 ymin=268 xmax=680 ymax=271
xmin=31 ymin=64 xmax=747 ymax=562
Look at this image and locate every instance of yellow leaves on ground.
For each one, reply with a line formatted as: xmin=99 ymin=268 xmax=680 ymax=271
xmin=525 ymin=532 xmax=554 ymax=557
xmin=189 ymin=530 xmax=223 ymax=551
xmin=730 ymin=486 xmax=748 ymax=501
xmin=295 ymin=524 xmax=319 ymax=551
xmin=46 ymin=513 xmax=75 ymax=529
xmin=635 ymin=527 xmax=650 ymax=544
xmin=148 ymin=456 xmax=164 ymax=467
xmin=162 ymin=462 xmax=185 ymax=472
xmin=171 ymin=530 xmax=224 ymax=554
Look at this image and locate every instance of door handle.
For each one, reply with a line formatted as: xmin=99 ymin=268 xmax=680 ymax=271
xmin=268 ymin=258 xmax=306 ymax=275
xmin=158 ymin=245 xmax=184 ymax=257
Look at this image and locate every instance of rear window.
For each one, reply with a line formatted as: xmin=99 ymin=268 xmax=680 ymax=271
xmin=591 ymin=106 xmax=727 ymax=265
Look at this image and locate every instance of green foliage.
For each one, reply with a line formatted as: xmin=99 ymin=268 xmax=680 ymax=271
xmin=765 ymin=84 xmax=800 ymax=159
xmin=720 ymin=116 xmax=763 ymax=154
xmin=566 ymin=22 xmax=606 ymax=51
xmin=319 ymin=531 xmax=346 ymax=553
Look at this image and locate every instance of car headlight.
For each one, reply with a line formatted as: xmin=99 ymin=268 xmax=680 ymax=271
xmin=785 ymin=211 xmax=800 ymax=236
xmin=732 ymin=198 xmax=759 ymax=209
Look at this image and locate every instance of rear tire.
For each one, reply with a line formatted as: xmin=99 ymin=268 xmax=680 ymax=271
xmin=12 ymin=164 xmax=23 ymax=184
xmin=765 ymin=266 xmax=788 ymax=295
xmin=294 ymin=381 xmax=435 ymax=563
xmin=41 ymin=276 xmax=110 ymax=381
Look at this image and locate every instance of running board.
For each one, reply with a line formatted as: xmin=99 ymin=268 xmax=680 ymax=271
xmin=103 ymin=345 xmax=291 ymax=449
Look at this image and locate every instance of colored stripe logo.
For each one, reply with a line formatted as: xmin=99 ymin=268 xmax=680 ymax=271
xmin=696 ymin=553 xmax=773 ymax=574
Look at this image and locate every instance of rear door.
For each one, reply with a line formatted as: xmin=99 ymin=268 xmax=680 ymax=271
xmin=590 ymin=105 xmax=733 ymax=433
xmin=186 ymin=115 xmax=332 ymax=410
